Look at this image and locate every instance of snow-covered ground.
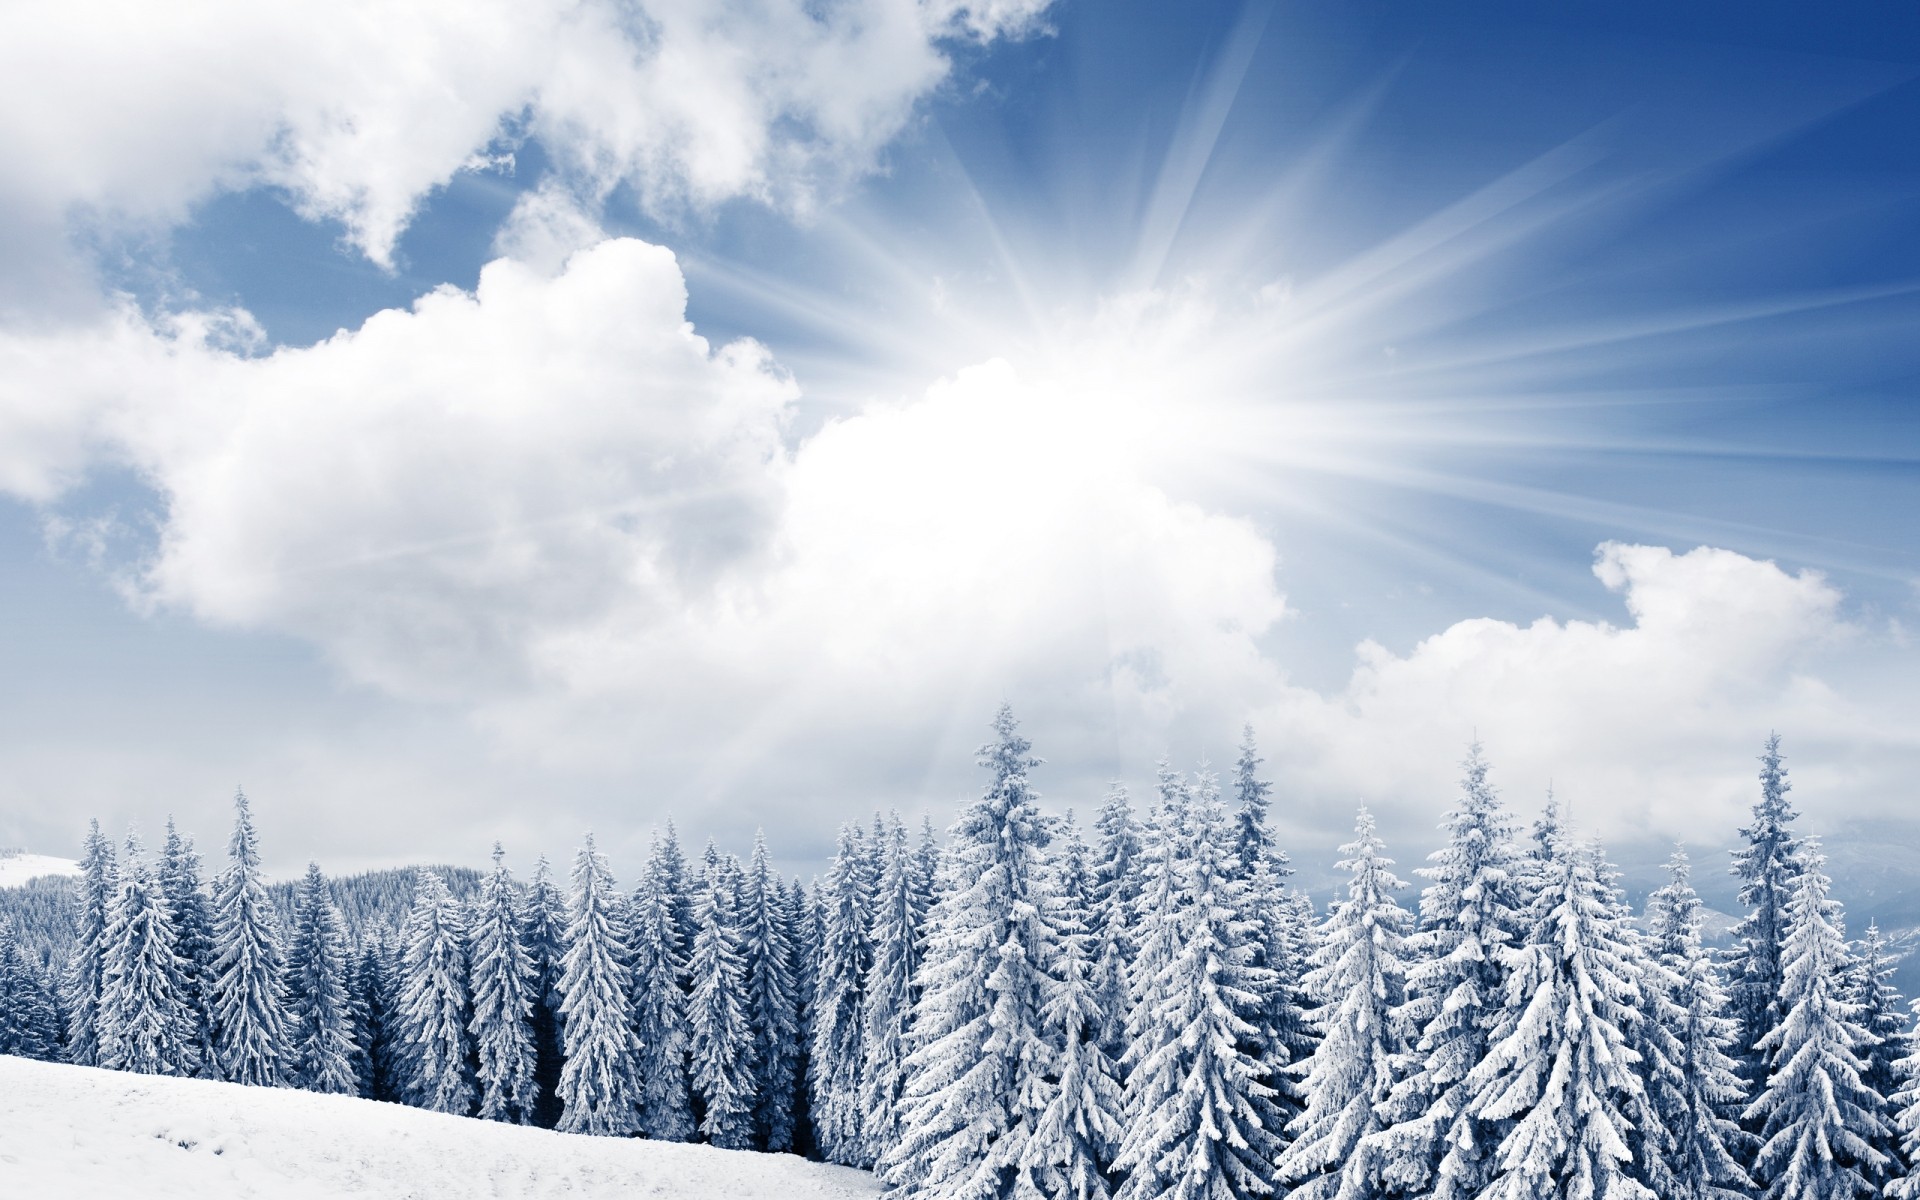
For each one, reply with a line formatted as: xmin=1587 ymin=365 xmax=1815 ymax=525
xmin=0 ymin=851 xmax=79 ymax=888
xmin=0 ymin=1056 xmax=881 ymax=1200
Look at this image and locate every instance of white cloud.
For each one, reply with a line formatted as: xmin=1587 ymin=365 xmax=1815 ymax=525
xmin=3 ymin=232 xmax=1915 ymax=865
xmin=1263 ymin=541 xmax=1915 ymax=856
xmin=0 ymin=0 xmax=1054 ymax=275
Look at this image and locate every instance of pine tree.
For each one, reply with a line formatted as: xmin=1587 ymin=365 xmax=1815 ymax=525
xmin=861 ymin=814 xmax=926 ymax=1162
xmin=1276 ymin=807 xmax=1412 ymax=1200
xmin=1745 ymin=846 xmax=1892 ymax=1200
xmin=811 ymin=820 xmax=876 ymax=1165
xmin=521 ymin=854 xmax=569 ymax=1128
xmin=396 ymin=869 xmax=473 ymax=1114
xmin=65 ymin=819 xmax=117 ymax=1067
xmin=630 ymin=833 xmax=694 ymax=1141
xmin=1090 ymin=783 xmax=1142 ymax=1062
xmin=1643 ymin=850 xmax=1751 ymax=1200
xmin=882 ymin=705 xmax=1058 ymax=1199
xmin=1367 ymin=743 xmax=1526 ymax=1200
xmin=286 ymin=862 xmax=356 ymax=1094
xmin=1849 ymin=922 xmax=1909 ymax=1187
xmin=1462 ymin=835 xmax=1655 ymax=1200
xmin=555 ymin=835 xmax=641 ymax=1136
xmin=97 ymin=833 xmax=196 ymax=1076
xmin=209 ymin=790 xmax=291 ymax=1086
xmin=1026 ymin=817 xmax=1124 ymax=1200
xmin=0 ymin=919 xmax=60 ymax=1060
xmin=742 ymin=831 xmax=802 ymax=1152
xmin=1729 ymin=734 xmax=1805 ymax=1086
xmin=158 ymin=819 xmax=216 ymax=1077
xmin=468 ymin=845 xmax=538 ymax=1123
xmin=690 ymin=855 xmax=757 ymax=1148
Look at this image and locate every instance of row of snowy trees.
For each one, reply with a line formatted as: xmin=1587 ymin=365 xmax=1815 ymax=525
xmin=5 ymin=715 xmax=1920 ymax=1200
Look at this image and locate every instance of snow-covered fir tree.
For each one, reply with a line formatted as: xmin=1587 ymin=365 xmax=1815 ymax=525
xmin=468 ymin=845 xmax=538 ymax=1124
xmin=689 ymin=855 xmax=757 ymax=1148
xmin=157 ymin=819 xmax=215 ymax=1077
xmin=861 ymin=814 xmax=926 ymax=1163
xmin=1276 ymin=807 xmax=1412 ymax=1200
xmin=742 ymin=831 xmax=802 ymax=1152
xmin=1230 ymin=725 xmax=1278 ymax=877
xmin=629 ymin=833 xmax=694 ymax=1141
xmin=1463 ymin=836 xmax=1654 ymax=1200
xmin=1848 ymin=922 xmax=1909 ymax=1187
xmin=882 ymin=705 xmax=1058 ymax=1199
xmin=1090 ymin=782 xmax=1142 ymax=1062
xmin=556 ymin=834 xmax=642 ymax=1136
xmin=1026 ymin=816 xmax=1123 ymax=1200
xmin=1728 ymin=733 xmax=1805 ymax=1087
xmin=285 ymin=862 xmax=356 ymax=1094
xmin=97 ymin=833 xmax=195 ymax=1076
xmin=785 ymin=874 xmax=820 ymax=1158
xmin=65 ymin=818 xmax=117 ymax=1067
xmin=350 ymin=936 xmax=402 ymax=1102
xmin=521 ymin=854 xmax=569 ymax=1128
xmin=1227 ymin=730 xmax=1311 ymax=1156
xmin=1643 ymin=849 xmax=1751 ymax=1200
xmin=0 ymin=918 xmax=61 ymax=1060
xmin=397 ymin=869 xmax=473 ymax=1114
xmin=209 ymin=790 xmax=291 ymax=1085
xmin=811 ymin=820 xmax=877 ymax=1166
xmin=1887 ymin=999 xmax=1920 ymax=1200
xmin=1367 ymin=744 xmax=1526 ymax=1200
xmin=1745 ymin=845 xmax=1892 ymax=1200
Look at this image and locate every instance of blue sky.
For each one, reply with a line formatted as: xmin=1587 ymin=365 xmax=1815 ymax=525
xmin=0 ymin=0 xmax=1916 ymax=880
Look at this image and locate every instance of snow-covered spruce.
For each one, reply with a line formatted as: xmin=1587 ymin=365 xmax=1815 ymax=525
xmin=743 ymin=830 xmax=804 ymax=1152
xmin=98 ymin=832 xmax=196 ymax=1076
xmin=1365 ymin=744 xmax=1525 ymax=1200
xmin=1024 ymin=815 xmax=1123 ymax=1200
xmin=521 ymin=853 xmax=570 ymax=1128
xmin=860 ymin=814 xmax=926 ymax=1161
xmin=1276 ymin=806 xmax=1412 ymax=1200
xmin=882 ymin=704 xmax=1058 ymax=1199
xmin=555 ymin=834 xmax=642 ymax=1137
xmin=1089 ymin=781 xmax=1142 ymax=1064
xmin=1728 ymin=733 xmax=1805 ymax=1091
xmin=812 ymin=820 xmax=877 ymax=1166
xmin=1111 ymin=771 xmax=1276 ymax=1200
xmin=629 ymin=831 xmax=695 ymax=1141
xmin=0 ymin=917 xmax=61 ymax=1058
xmin=159 ymin=818 xmax=217 ymax=1077
xmin=64 ymin=818 xmax=117 ymax=1067
xmin=209 ymin=791 xmax=292 ymax=1086
xmin=286 ymin=862 xmax=356 ymax=1094
xmin=690 ymin=853 xmax=758 ymax=1148
xmin=1745 ymin=845 xmax=1892 ymax=1200
xmin=396 ymin=869 xmax=474 ymax=1115
xmin=1643 ymin=849 xmax=1750 ymax=1200
xmin=468 ymin=844 xmax=539 ymax=1124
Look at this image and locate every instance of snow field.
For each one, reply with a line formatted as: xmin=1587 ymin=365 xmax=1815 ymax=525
xmin=0 ymin=1055 xmax=880 ymax=1200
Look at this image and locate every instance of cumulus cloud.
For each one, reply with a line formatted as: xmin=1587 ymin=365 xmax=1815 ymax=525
xmin=3 ymin=238 xmax=1913 ymax=864
xmin=0 ymin=0 xmax=1054 ymax=277
xmin=1262 ymin=541 xmax=1914 ymax=858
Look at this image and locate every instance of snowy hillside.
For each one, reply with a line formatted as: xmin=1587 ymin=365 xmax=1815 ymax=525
xmin=0 ymin=850 xmax=78 ymax=888
xmin=0 ymin=1056 xmax=880 ymax=1200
